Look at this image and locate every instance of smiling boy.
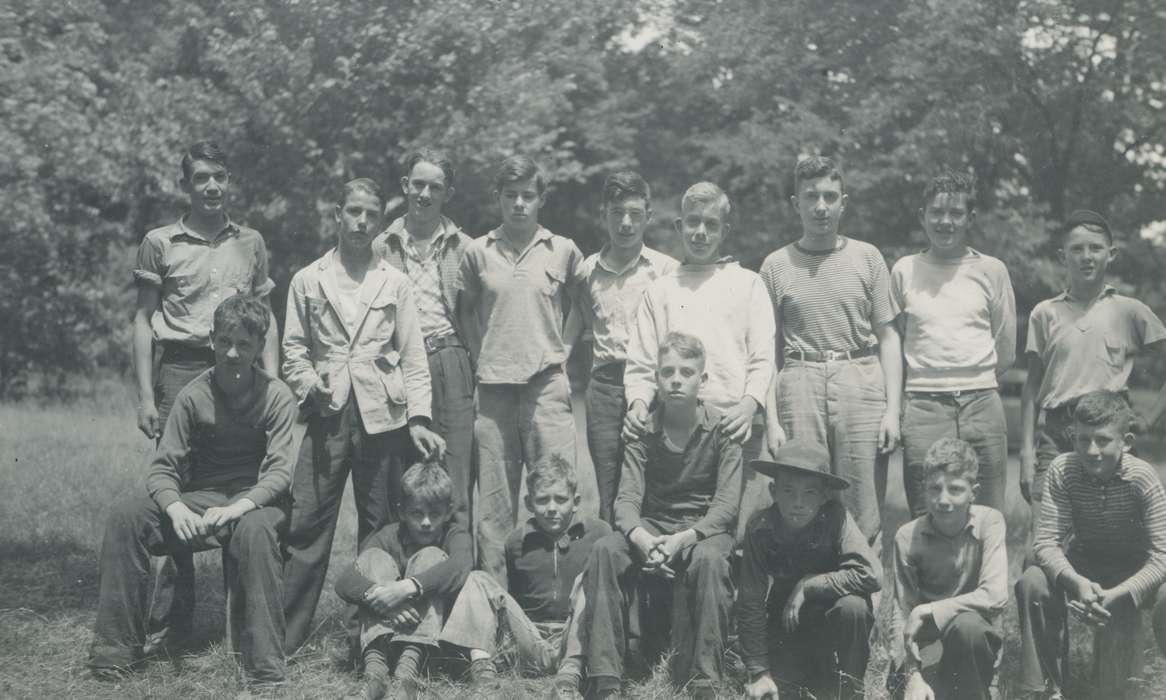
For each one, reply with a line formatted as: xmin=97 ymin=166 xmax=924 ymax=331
xmin=1016 ymin=390 xmax=1166 ymax=697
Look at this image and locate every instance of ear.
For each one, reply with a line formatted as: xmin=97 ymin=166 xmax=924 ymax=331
xmin=535 ymin=190 xmax=547 ymax=209
xmin=1058 ymin=246 xmax=1068 ymax=267
xmin=674 ymin=216 xmax=684 ymax=234
xmin=1107 ymin=244 xmax=1119 ymax=264
xmin=446 ymin=185 xmax=456 ymax=201
xmin=970 ymin=482 xmax=981 ymax=503
xmin=400 ymin=175 xmax=410 ymax=196
xmin=789 ymin=194 xmax=798 ymax=212
xmin=699 ymin=370 xmax=709 ymax=386
xmin=1122 ymin=431 xmax=1136 ymax=453
xmin=572 ymin=492 xmax=582 ymax=507
xmin=334 ymin=203 xmax=343 ymax=224
xmin=523 ymin=493 xmax=534 ymax=513
xmin=917 ymin=207 xmax=927 ymax=228
xmin=767 ymin=480 xmax=778 ymax=500
xmin=839 ymin=192 xmax=849 ymax=211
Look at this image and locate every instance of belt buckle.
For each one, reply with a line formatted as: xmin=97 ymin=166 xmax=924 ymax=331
xmin=824 ymin=350 xmax=840 ymax=362
xmin=424 ymin=335 xmax=438 ymax=353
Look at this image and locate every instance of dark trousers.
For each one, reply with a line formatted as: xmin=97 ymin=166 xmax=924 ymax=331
xmin=1016 ymin=564 xmax=1166 ymax=694
xmin=768 ymin=593 xmax=872 ymax=700
xmin=406 ymin=344 xmax=474 ymax=527
xmin=282 ymin=396 xmax=417 ymax=654
xmin=581 ymin=530 xmax=734 ymax=688
xmin=585 ymin=368 xmax=625 ymax=524
xmin=90 ymin=490 xmax=288 ymax=683
xmin=892 ymin=612 xmax=1001 ymax=700
xmin=148 ymin=348 xmax=214 ymax=642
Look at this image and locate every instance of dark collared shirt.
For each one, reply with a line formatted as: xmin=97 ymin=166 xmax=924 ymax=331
xmin=505 ymin=516 xmax=612 ymax=623
xmin=334 ymin=521 xmax=473 ymax=605
xmin=614 ymin=402 xmax=742 ymax=538
xmin=737 ymin=500 xmax=881 ymax=676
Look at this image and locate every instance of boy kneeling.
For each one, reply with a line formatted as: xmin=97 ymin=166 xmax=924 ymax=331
xmin=439 ymin=457 xmax=611 ymax=699
xmin=578 ymin=332 xmax=742 ymax=699
xmin=741 ymin=441 xmax=881 ymax=700
xmin=334 ymin=462 xmax=472 ymax=700
xmin=89 ymin=294 xmax=297 ymax=687
xmin=1016 ymin=390 xmax=1166 ymax=697
xmin=892 ymin=438 xmax=1008 ymax=700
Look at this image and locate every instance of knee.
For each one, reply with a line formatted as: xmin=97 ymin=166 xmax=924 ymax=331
xmin=1015 ymin=565 xmax=1051 ymax=605
xmin=407 ymin=545 xmax=448 ymax=574
xmin=827 ymin=595 xmax=873 ymax=627
xmin=228 ymin=510 xmax=280 ymax=559
xmin=687 ymin=538 xmax=731 ymax=579
xmin=941 ymin=613 xmax=994 ymax=654
xmin=464 ymin=570 xmax=499 ymax=592
xmin=357 ymin=547 xmax=402 ymax=582
xmin=592 ymin=533 xmax=625 ymax=562
xmin=104 ymin=495 xmax=154 ymax=540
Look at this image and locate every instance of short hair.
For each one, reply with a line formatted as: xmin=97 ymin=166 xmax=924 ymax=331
xmin=657 ymin=331 xmax=706 ymax=364
xmin=1073 ymin=390 xmax=1133 ymax=432
xmin=922 ymin=437 xmax=979 ymax=484
xmin=181 ymin=140 xmax=229 ymax=181
xmin=337 ymin=177 xmax=385 ymax=208
xmin=1061 ymin=209 xmax=1114 ymax=244
xmin=400 ymin=461 xmax=454 ymax=508
xmin=603 ymin=170 xmax=651 ymax=209
xmin=527 ymin=454 xmax=578 ymax=496
xmin=793 ymin=155 xmax=844 ymax=195
xmin=680 ymin=181 xmax=730 ymax=219
xmin=494 ymin=155 xmax=545 ymax=194
xmin=922 ymin=171 xmax=977 ymax=210
xmin=404 ymin=147 xmax=456 ymax=189
xmin=212 ymin=293 xmax=269 ymax=342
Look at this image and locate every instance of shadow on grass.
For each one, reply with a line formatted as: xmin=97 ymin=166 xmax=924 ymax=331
xmin=0 ymin=539 xmax=99 ymax=613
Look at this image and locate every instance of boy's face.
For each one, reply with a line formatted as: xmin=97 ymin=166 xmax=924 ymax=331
xmin=401 ymin=498 xmax=452 ymax=547
xmin=1073 ymin=419 xmax=1132 ymax=482
xmin=524 ymin=479 xmax=580 ymax=539
xmin=1060 ymin=226 xmax=1116 ymax=287
xmin=769 ymin=470 xmax=829 ymax=531
xmin=182 ymin=159 xmax=231 ymax=218
xmin=675 ymin=200 xmax=727 ymax=264
xmin=923 ymin=471 xmax=978 ymax=529
xmin=604 ymin=195 xmax=652 ymax=254
xmin=212 ymin=324 xmax=263 ymax=388
xmin=497 ymin=176 xmax=545 ymax=229
xmin=335 ymin=189 xmax=384 ymax=253
xmin=791 ymin=176 xmax=846 ymax=241
xmin=402 ymin=161 xmax=452 ymax=224
xmin=920 ymin=191 xmax=973 ymax=258
xmin=656 ymin=349 xmax=706 ymax=405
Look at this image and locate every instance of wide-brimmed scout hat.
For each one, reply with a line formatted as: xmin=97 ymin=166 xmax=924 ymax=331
xmin=751 ymin=439 xmax=850 ymax=491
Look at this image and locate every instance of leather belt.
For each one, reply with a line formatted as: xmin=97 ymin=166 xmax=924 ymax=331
xmin=784 ymin=346 xmax=877 ymax=363
xmin=424 ymin=333 xmax=463 ymax=354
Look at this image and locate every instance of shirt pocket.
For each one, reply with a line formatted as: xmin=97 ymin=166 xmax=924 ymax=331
xmin=375 ymin=350 xmax=407 ymax=405
xmin=366 ymin=289 xmax=400 ymax=342
xmin=543 ymin=268 xmax=566 ymax=298
xmin=1101 ymin=339 xmax=1127 ymax=368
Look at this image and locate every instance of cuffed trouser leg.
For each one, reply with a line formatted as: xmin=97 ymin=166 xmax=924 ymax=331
xmin=668 ymin=534 xmax=734 ymax=687
xmin=933 ymin=611 xmax=1000 ymax=700
xmin=357 ymin=546 xmax=447 ymax=651
xmin=223 ymin=505 xmax=288 ymax=684
xmin=580 ymin=532 xmax=638 ymax=684
xmin=1015 ymin=564 xmax=1066 ymax=693
xmin=585 ymin=376 xmax=624 ymax=525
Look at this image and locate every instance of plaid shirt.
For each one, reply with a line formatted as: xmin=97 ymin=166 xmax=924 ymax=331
xmin=374 ymin=215 xmax=471 ymax=341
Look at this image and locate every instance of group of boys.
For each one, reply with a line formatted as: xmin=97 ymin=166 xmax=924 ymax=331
xmin=86 ymin=140 xmax=1166 ymax=700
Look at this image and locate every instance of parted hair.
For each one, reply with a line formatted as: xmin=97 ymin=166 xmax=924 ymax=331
xmin=923 ymin=437 xmax=980 ymax=484
xmin=494 ymin=155 xmax=545 ymax=194
xmin=680 ymin=181 xmax=731 ymax=219
xmin=212 ymin=294 xmax=269 ymax=343
xmin=794 ymin=155 xmax=844 ymax=194
xmin=923 ymin=170 xmax=977 ymax=210
xmin=337 ymin=177 xmax=385 ymax=208
xmin=405 ymin=147 xmax=456 ymax=189
xmin=1073 ymin=390 xmax=1133 ymax=432
xmin=658 ymin=331 xmax=706 ymax=363
xmin=181 ymin=140 xmax=229 ymax=181
xmin=603 ymin=170 xmax=651 ymax=209
xmin=401 ymin=461 xmax=454 ymax=507
xmin=527 ymin=454 xmax=578 ymax=496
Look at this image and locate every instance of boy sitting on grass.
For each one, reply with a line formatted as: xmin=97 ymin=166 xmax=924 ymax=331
xmin=740 ymin=440 xmax=881 ymax=700
xmin=439 ymin=456 xmax=611 ymax=699
xmin=892 ymin=438 xmax=1008 ymax=700
xmin=1016 ymin=389 xmax=1166 ymax=698
xmin=579 ymin=331 xmax=743 ymax=699
xmin=334 ymin=462 xmax=472 ymax=700
xmin=89 ymin=293 xmax=297 ymax=688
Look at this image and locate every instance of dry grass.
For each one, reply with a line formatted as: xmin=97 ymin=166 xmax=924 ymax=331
xmin=2 ymin=400 xmax=1166 ymax=699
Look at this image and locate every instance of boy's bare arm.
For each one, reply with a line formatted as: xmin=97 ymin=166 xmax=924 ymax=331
xmin=133 ymin=285 xmax=162 ymax=439
xmin=1019 ymin=354 xmax=1044 ymax=503
xmin=261 ymin=308 xmax=279 ymax=373
xmin=875 ymin=321 xmax=902 ymax=453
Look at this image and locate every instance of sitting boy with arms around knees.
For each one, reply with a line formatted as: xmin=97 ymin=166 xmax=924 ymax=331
xmin=89 ymin=294 xmax=297 ymax=688
xmin=892 ymin=438 xmax=1008 ymax=700
xmin=439 ymin=456 xmax=611 ymax=699
xmin=334 ymin=462 xmax=472 ymax=700
xmin=1016 ymin=390 xmax=1166 ymax=698
xmin=579 ymin=332 xmax=743 ymax=699
xmin=740 ymin=440 xmax=881 ymax=700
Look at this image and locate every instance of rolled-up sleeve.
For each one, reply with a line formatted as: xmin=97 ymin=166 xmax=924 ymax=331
xmin=134 ymin=233 xmax=165 ymax=287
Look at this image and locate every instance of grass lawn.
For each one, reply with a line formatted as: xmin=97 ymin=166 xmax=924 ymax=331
xmin=2 ymin=396 xmax=1165 ymax=699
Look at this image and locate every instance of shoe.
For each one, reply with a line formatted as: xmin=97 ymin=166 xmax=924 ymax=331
xmin=546 ymin=681 xmax=584 ymax=700
xmin=90 ymin=665 xmax=131 ymax=682
xmin=468 ymin=657 xmax=499 ymax=687
xmin=688 ymin=678 xmax=717 ymax=699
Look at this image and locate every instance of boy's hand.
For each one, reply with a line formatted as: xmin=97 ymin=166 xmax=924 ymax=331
xmin=310 ymin=372 xmax=331 ymax=406
xmin=202 ymin=498 xmax=256 ymax=531
xmin=903 ymin=603 xmax=933 ymax=663
xmin=137 ymin=399 xmax=161 ymax=440
xmin=366 ymin=580 xmax=418 ymax=617
xmin=720 ymin=397 xmax=759 ymax=444
xmin=409 ymin=421 xmax=446 ymax=460
xmin=165 ymin=501 xmax=206 ymax=544
xmin=765 ymin=422 xmax=787 ymax=460
xmin=389 ymin=605 xmax=422 ymax=630
xmin=878 ymin=411 xmax=900 ymax=453
xmin=745 ymin=672 xmax=780 ymax=699
xmin=1019 ymin=449 xmax=1037 ymax=504
xmin=903 ymin=670 xmax=935 ymax=700
xmin=623 ymin=400 xmax=650 ymax=441
xmin=659 ymin=529 xmax=698 ymax=561
xmin=782 ymin=580 xmax=807 ymax=632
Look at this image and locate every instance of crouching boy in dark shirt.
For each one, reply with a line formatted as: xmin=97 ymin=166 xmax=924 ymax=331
xmin=334 ymin=462 xmax=472 ymax=700
xmin=740 ymin=440 xmax=881 ymax=700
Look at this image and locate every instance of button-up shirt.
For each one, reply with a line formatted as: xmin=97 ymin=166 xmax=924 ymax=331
xmin=1035 ymin=451 xmax=1166 ymax=606
xmin=737 ymin=500 xmax=881 ymax=676
xmin=133 ymin=217 xmax=275 ymax=348
xmin=579 ymin=245 xmax=678 ymax=367
xmin=334 ymin=521 xmax=473 ymax=605
xmin=505 ymin=516 xmax=612 ymax=623
xmin=890 ymin=505 xmax=1009 ymax=664
xmin=375 ymin=216 xmax=469 ymax=340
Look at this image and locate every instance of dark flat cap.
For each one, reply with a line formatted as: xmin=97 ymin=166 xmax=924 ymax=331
xmin=752 ymin=439 xmax=850 ymax=490
xmin=1064 ymin=209 xmax=1111 ymax=236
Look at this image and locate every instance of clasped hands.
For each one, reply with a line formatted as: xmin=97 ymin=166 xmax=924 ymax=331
xmin=1062 ymin=573 xmax=1122 ymax=627
xmin=165 ymin=498 xmax=256 ymax=545
xmin=629 ymin=527 xmax=699 ymax=579
xmin=364 ymin=579 xmax=423 ymax=629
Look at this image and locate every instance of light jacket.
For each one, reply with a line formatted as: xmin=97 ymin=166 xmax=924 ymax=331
xmin=282 ymin=250 xmax=432 ymax=434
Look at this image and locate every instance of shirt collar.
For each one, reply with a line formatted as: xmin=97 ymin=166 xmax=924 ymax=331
xmin=520 ymin=517 xmax=588 ymax=549
xmin=1077 ymin=452 xmax=1132 ymax=486
xmin=385 ymin=215 xmax=456 ymax=249
xmin=171 ymin=215 xmax=238 ymax=242
xmin=919 ymin=506 xmax=984 ymax=540
xmin=645 ymin=401 xmax=718 ymax=436
xmin=1054 ymin=284 xmax=1117 ymax=302
xmin=486 ymin=225 xmax=554 ymax=247
xmin=594 ymin=244 xmax=654 ymax=276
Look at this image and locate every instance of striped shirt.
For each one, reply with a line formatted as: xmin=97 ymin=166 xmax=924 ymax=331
xmin=760 ymin=237 xmax=895 ymax=356
xmin=1034 ymin=451 xmax=1166 ymax=606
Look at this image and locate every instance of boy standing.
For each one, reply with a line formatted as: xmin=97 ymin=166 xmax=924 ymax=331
xmin=1020 ymin=210 xmax=1166 ymax=509
xmin=891 ymin=438 xmax=1009 ymax=700
xmin=580 ymin=332 xmax=742 ymax=699
xmin=335 ymin=462 xmax=473 ymax=700
xmin=892 ymin=172 xmax=1016 ymax=516
xmin=131 ymin=140 xmax=279 ymax=647
xmin=90 ymin=294 xmax=296 ymax=687
xmin=760 ymin=155 xmax=901 ymax=544
xmin=456 ymin=156 xmax=584 ymax=586
xmin=374 ymin=149 xmax=476 ymax=525
xmin=439 ymin=457 xmax=611 ymax=698
xmin=740 ymin=440 xmax=881 ymax=700
xmin=1016 ymin=390 xmax=1166 ymax=697
xmin=577 ymin=171 xmax=677 ymax=523
xmin=282 ymin=178 xmax=445 ymax=654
